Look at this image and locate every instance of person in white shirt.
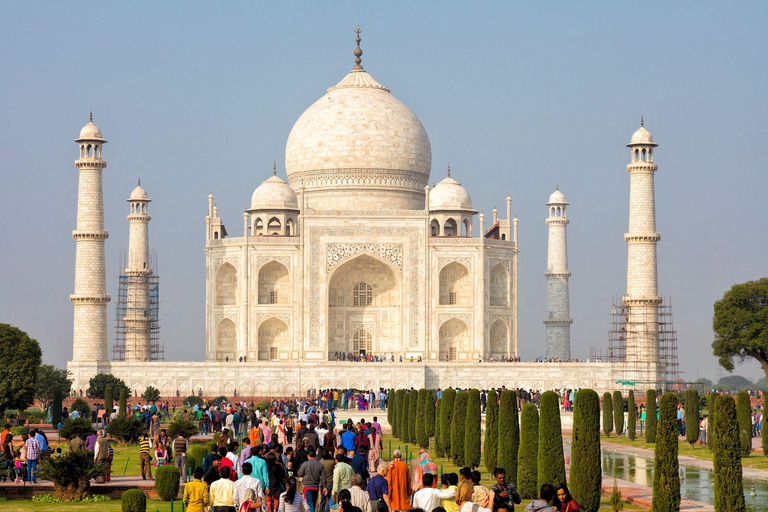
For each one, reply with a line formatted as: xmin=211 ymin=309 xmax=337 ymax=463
xmin=226 ymin=444 xmax=242 ymax=477
xmin=235 ymin=462 xmax=265 ymax=510
xmin=349 ymin=474 xmax=370 ymax=511
xmin=412 ymin=473 xmax=455 ymax=512
xmin=316 ymin=425 xmax=329 ymax=447
xmin=456 ymin=480 xmax=490 ymax=512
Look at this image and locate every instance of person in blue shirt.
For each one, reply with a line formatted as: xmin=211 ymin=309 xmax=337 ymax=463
xmin=34 ymin=430 xmax=48 ymax=454
xmin=350 ymin=446 xmax=368 ymax=479
xmin=340 ymin=424 xmax=357 ymax=453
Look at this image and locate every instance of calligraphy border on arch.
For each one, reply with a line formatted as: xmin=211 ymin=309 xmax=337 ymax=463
xmin=326 ymin=243 xmax=403 ymax=275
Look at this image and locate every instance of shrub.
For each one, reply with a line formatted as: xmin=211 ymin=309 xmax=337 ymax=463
xmin=685 ymin=390 xmax=700 ymax=448
xmin=121 ymin=489 xmax=147 ymax=512
xmin=104 ymin=387 xmax=113 ymax=420
xmin=464 ymin=389 xmax=481 ymax=469
xmin=387 ymin=390 xmax=395 ymax=432
xmin=187 ymin=445 xmax=209 ymax=475
xmin=425 ymin=389 xmax=436 ymax=439
xmin=652 ymin=393 xmax=680 ymax=511
xmin=87 ymin=374 xmax=129 ymax=400
xmin=517 ymin=403 xmax=539 ymax=499
xmin=394 ymin=390 xmax=406 ymax=440
xmin=184 ymin=395 xmax=204 ymax=407
xmin=484 ymin=389 xmax=499 ymax=473
xmin=168 ymin=419 xmax=199 ymax=439
xmin=645 ymin=390 xmax=657 ymax=443
xmin=212 ymin=432 xmax=221 ymax=446
xmin=602 ymin=392 xmax=614 ymax=438
xmin=708 ymin=391 xmax=719 ymax=451
xmin=399 ymin=390 xmax=410 ymax=442
xmin=497 ymin=390 xmax=519 ymax=484
xmin=52 ymin=389 xmax=62 ymax=427
xmin=440 ymin=389 xmax=456 ymax=456
xmin=713 ymin=395 xmax=746 ymax=511
xmin=626 ymin=391 xmax=636 ymax=441
xmin=610 ymin=479 xmax=624 ymax=512
xmin=36 ymin=449 xmax=106 ymax=500
xmin=59 ymin=417 xmax=95 ymax=441
xmin=142 ymin=386 xmax=161 ymax=403
xmin=409 ymin=389 xmax=419 ymax=444
xmin=118 ymin=388 xmax=127 ymax=419
xmin=106 ymin=416 xmax=147 ymax=445
xmin=155 ymin=465 xmax=181 ymax=500
xmin=71 ymin=398 xmax=91 ymax=417
xmin=434 ymin=397 xmax=443 ymax=457
xmin=570 ymin=389 xmax=601 ymax=512
xmin=736 ymin=391 xmax=751 ymax=457
xmin=255 ymin=401 xmax=270 ymax=411
xmin=537 ymin=391 xmax=565 ymax=489
xmin=613 ymin=391 xmax=624 ymax=436
xmin=416 ymin=388 xmax=430 ymax=449
xmin=451 ymin=391 xmax=469 ymax=466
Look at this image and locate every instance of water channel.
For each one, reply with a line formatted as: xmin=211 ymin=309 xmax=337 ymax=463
xmin=564 ymin=443 xmax=768 ymax=510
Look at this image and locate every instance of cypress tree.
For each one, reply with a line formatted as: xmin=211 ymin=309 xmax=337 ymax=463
xmin=736 ymin=391 xmax=752 ymax=458
xmin=708 ymin=391 xmax=719 ymax=451
xmin=51 ymin=388 xmax=62 ymax=427
xmin=104 ymin=386 xmax=113 ymax=423
xmin=713 ymin=395 xmax=746 ymax=512
xmin=685 ymin=390 xmax=700 ymax=448
xmin=464 ymin=389 xmax=482 ymax=468
xmin=434 ymin=397 xmax=444 ymax=457
xmin=440 ymin=388 xmax=456 ymax=458
xmin=425 ymin=389 xmax=436 ymax=439
xmin=416 ymin=388 xmax=430 ymax=449
xmin=602 ymin=392 xmax=614 ymax=438
xmin=613 ymin=391 xmax=624 ymax=437
xmin=118 ymin=388 xmax=127 ymax=419
xmin=387 ymin=390 xmax=394 ymax=430
xmin=570 ymin=389 xmax=601 ymax=512
xmin=497 ymin=390 xmax=520 ymax=484
xmin=451 ymin=391 xmax=468 ymax=466
xmin=399 ymin=390 xmax=409 ymax=442
xmin=390 ymin=390 xmax=399 ymax=438
xmin=763 ymin=406 xmax=768 ymax=461
xmin=646 ymin=389 xmax=657 ymax=443
xmin=652 ymin=393 xmax=680 ymax=512
xmin=409 ymin=389 xmax=419 ymax=444
xmin=518 ymin=403 xmax=539 ymax=499
xmin=537 ymin=391 xmax=565 ymax=489
xmin=484 ymin=389 xmax=499 ymax=473
xmin=627 ymin=390 xmax=636 ymax=441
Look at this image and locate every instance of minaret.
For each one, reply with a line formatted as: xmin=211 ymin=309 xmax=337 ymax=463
xmin=71 ymin=114 xmax=110 ymax=362
xmin=544 ymin=184 xmax=573 ymax=360
xmin=124 ymin=180 xmax=152 ymax=361
xmin=624 ymin=119 xmax=662 ymax=388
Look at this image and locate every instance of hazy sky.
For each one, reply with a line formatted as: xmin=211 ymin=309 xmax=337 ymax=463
xmin=2 ymin=2 xmax=766 ymax=381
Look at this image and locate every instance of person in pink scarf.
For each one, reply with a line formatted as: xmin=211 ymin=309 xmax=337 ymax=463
xmin=260 ymin=418 xmax=271 ymax=443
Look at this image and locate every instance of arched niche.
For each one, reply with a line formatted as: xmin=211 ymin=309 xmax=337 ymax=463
xmin=439 ymin=262 xmax=470 ymax=305
xmin=490 ymin=264 xmax=509 ymax=307
xmin=215 ymin=263 xmax=237 ymax=306
xmin=216 ymin=318 xmax=237 ymax=360
xmin=490 ymin=319 xmax=508 ymax=358
xmin=258 ymin=261 xmax=290 ymax=305
xmin=439 ymin=318 xmax=469 ymax=361
xmin=258 ymin=317 xmax=289 ymax=361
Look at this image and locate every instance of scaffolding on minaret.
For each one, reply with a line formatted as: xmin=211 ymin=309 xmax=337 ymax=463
xmin=113 ymin=249 xmax=163 ymax=361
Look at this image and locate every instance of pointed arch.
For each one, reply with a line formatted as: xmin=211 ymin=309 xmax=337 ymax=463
xmin=267 ymin=217 xmax=281 ymax=235
xmin=490 ymin=318 xmax=508 ymax=358
xmin=444 ymin=218 xmax=458 ymax=237
xmin=215 ymin=318 xmax=237 ymax=360
xmin=258 ymin=317 xmax=289 ymax=360
xmin=215 ymin=263 xmax=237 ymax=305
xmin=258 ymin=261 xmax=290 ymax=305
xmin=439 ymin=318 xmax=469 ymax=361
xmin=439 ymin=262 xmax=470 ymax=305
xmin=490 ymin=263 xmax=509 ymax=307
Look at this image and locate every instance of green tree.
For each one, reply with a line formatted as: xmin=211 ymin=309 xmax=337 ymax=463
xmin=713 ymin=395 xmax=746 ymax=512
xmin=387 ymin=390 xmax=394 ymax=428
xmin=685 ymin=390 xmax=700 ymax=448
xmin=627 ymin=391 xmax=636 ymax=441
xmin=34 ymin=364 xmax=72 ymax=410
xmin=440 ymin=388 xmax=456 ymax=457
xmin=434 ymin=397 xmax=444 ymax=457
xmin=36 ymin=449 xmax=105 ymax=500
xmin=517 ymin=403 xmax=539 ymax=499
xmin=613 ymin=391 xmax=624 ymax=436
xmin=0 ymin=324 xmax=42 ymax=415
xmin=409 ymin=389 xmax=419 ymax=444
xmin=394 ymin=389 xmax=406 ymax=439
xmin=104 ymin=387 xmax=113 ymax=421
xmin=51 ymin=388 xmax=63 ymax=427
xmin=602 ymin=392 xmax=614 ymax=438
xmin=537 ymin=391 xmax=565 ymax=489
xmin=416 ymin=388 xmax=430 ymax=449
xmin=106 ymin=416 xmax=147 ymax=445
xmin=71 ymin=398 xmax=91 ymax=417
xmin=652 ymin=393 xmax=680 ymax=512
xmin=86 ymin=373 xmax=129 ymax=400
xmin=646 ymin=390 xmax=657 ymax=443
xmin=708 ymin=391 xmax=719 ymax=451
xmin=142 ymin=386 xmax=161 ymax=402
xmin=484 ymin=389 xmax=499 ymax=473
xmin=451 ymin=391 xmax=469 ymax=466
xmin=118 ymin=388 xmax=128 ymax=419
xmin=712 ymin=278 xmax=768 ymax=381
xmin=425 ymin=389 xmax=436 ymax=439
xmin=610 ymin=479 xmax=624 ymax=512
xmin=497 ymin=390 xmax=519 ymax=484
xmin=570 ymin=389 xmax=601 ymax=512
xmin=464 ymin=389 xmax=482 ymax=468
xmin=736 ymin=391 xmax=752 ymax=457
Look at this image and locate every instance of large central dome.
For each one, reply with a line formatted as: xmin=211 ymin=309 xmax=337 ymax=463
xmin=285 ymin=57 xmax=432 ymax=211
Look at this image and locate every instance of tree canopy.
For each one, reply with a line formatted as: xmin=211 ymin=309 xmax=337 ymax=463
xmin=87 ymin=373 xmax=130 ymax=399
xmin=35 ymin=365 xmax=73 ymax=409
xmin=713 ymin=278 xmax=768 ymax=380
xmin=0 ymin=324 xmax=43 ymax=415
xmin=142 ymin=385 xmax=161 ymax=403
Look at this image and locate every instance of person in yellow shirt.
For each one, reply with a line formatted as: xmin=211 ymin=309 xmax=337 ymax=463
xmin=183 ymin=467 xmax=210 ymax=512
xmin=441 ymin=473 xmax=459 ymax=512
xmin=210 ymin=465 xmax=237 ymax=511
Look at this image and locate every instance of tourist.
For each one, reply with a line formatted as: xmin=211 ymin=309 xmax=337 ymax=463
xmin=285 ymin=415 xmax=296 ymax=445
xmin=245 ymin=445 xmax=270 ymax=492
xmin=386 ymin=450 xmax=412 ymax=511
xmin=219 ymin=428 xmax=231 ymax=449
xmin=551 ymin=483 xmax=579 ymax=512
xmin=305 ymin=424 xmax=320 ymax=450
xmin=279 ymin=476 xmax=310 ymax=512
xmin=173 ymin=432 xmax=189 ymax=482
xmin=0 ymin=424 xmax=11 ymax=448
xmin=240 ymin=438 xmax=252 ymax=466
xmin=93 ymin=429 xmax=109 ymax=483
xmin=235 ymin=462 xmax=265 ymax=511
xmin=69 ymin=433 xmax=85 ymax=452
xmin=184 ymin=467 xmax=211 ymax=512
xmin=523 ymin=484 xmax=555 ymax=512
xmin=456 ymin=481 xmax=489 ymax=512
xmin=292 ymin=439 xmax=309 ymax=474
xmin=138 ymin=432 xmax=152 ymax=480
xmin=298 ymin=447 xmax=327 ymax=512
xmin=340 ymin=424 xmax=357 ymax=452
xmin=333 ymin=452 xmax=355 ymax=502
xmin=411 ymin=449 xmax=437 ymax=492
xmin=318 ymin=448 xmax=336 ymax=503
xmin=226 ymin=442 xmax=242 ymax=478
xmin=204 ymin=443 xmax=219 ymax=474
xmin=324 ymin=425 xmax=338 ymax=452
xmin=266 ymin=452 xmax=287 ymax=512
xmin=210 ymin=465 xmax=237 ymax=511
xmin=440 ymin=473 xmax=459 ymax=512
xmin=489 ymin=468 xmax=521 ymax=511
xmin=368 ymin=462 xmax=390 ymax=512
xmin=470 ymin=470 xmax=490 ymax=507
xmin=350 ymin=446 xmax=369 ymax=481
xmin=349 ymin=474 xmax=371 ymax=511
xmin=700 ymin=415 xmax=708 ymax=445
xmin=85 ymin=429 xmax=98 ymax=451
xmin=412 ymin=473 xmax=455 ymax=511
xmin=239 ymin=488 xmax=264 ymax=511
xmin=204 ymin=455 xmax=222 ymax=485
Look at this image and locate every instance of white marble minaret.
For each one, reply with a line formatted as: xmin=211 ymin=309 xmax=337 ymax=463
xmin=624 ymin=119 xmax=662 ymax=388
xmin=71 ymin=114 xmax=110 ymax=362
xmin=124 ymin=181 xmax=152 ymax=361
xmin=544 ymin=185 xmax=572 ymax=359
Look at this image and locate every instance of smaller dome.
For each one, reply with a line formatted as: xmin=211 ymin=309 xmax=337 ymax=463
xmin=429 ymin=174 xmax=475 ymax=212
xmin=627 ymin=126 xmax=657 ymax=147
xmin=76 ymin=121 xmax=106 ymax=142
xmin=250 ymin=174 xmax=299 ymax=210
xmin=129 ymin=185 xmax=149 ymax=201
xmin=547 ymin=186 xmax=567 ymax=205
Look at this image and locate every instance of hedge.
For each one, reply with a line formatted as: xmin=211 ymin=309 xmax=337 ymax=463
xmin=713 ymin=395 xmax=746 ymax=511
xmin=497 ymin=390 xmax=519 ymax=484
xmin=121 ymin=488 xmax=147 ymax=512
xmin=708 ymin=391 xmax=719 ymax=451
xmin=602 ymin=392 xmax=614 ymax=438
xmin=484 ymin=389 xmax=499 ymax=473
xmin=416 ymin=389 xmax=430 ymax=449
xmin=394 ymin=390 xmax=406 ymax=440
xmin=409 ymin=389 xmax=419 ymax=444
xmin=537 ymin=390 xmax=565 ymax=489
xmin=685 ymin=390 xmax=700 ymax=448
xmin=451 ymin=391 xmax=468 ymax=466
xmin=464 ymin=389 xmax=481 ymax=469
xmin=652 ymin=393 xmax=680 ymax=511
xmin=626 ymin=391 xmax=636 ymax=441
xmin=434 ymin=397 xmax=444 ymax=457
xmin=517 ymin=403 xmax=539 ymax=499
xmin=440 ymin=389 xmax=456 ymax=457
xmin=187 ymin=445 xmax=209 ymax=475
xmin=154 ymin=465 xmax=181 ymax=500
xmin=570 ymin=389 xmax=601 ymax=512
xmin=736 ymin=391 xmax=751 ymax=457
xmin=646 ymin=390 xmax=657 ymax=443
xmin=613 ymin=391 xmax=624 ymax=436
xmin=425 ymin=389 xmax=436 ymax=439
xmin=399 ymin=390 xmax=410 ymax=442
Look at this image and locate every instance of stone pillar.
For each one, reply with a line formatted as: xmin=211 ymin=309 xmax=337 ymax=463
xmin=543 ymin=186 xmax=572 ymax=360
xmin=124 ymin=183 xmax=152 ymax=362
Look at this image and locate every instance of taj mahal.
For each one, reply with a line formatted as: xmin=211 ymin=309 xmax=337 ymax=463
xmin=67 ymin=31 xmax=673 ymax=396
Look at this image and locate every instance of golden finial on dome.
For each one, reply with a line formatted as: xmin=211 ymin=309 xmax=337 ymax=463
xmin=641 ymin=116 xmax=644 ymax=127
xmin=273 ymin=161 xmax=277 ymax=176
xmin=89 ymin=110 xmax=93 ymax=122
xmin=556 ymin=182 xmax=559 ymax=190
xmin=353 ymin=25 xmax=363 ymax=70
xmin=447 ymin=163 xmax=451 ymax=178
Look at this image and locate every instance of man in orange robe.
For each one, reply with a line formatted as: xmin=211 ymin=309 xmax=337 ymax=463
xmin=386 ymin=449 xmax=412 ymax=511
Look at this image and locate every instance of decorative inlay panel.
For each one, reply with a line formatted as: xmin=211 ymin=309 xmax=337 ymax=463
xmin=214 ymin=313 xmax=238 ymax=325
xmin=327 ymin=244 xmax=403 ymax=275
xmin=438 ymin=257 xmax=472 ymax=272
xmin=489 ymin=314 xmax=509 ymax=327
xmin=257 ymin=256 xmax=292 ymax=269
xmin=214 ymin=257 xmax=238 ymax=270
xmin=438 ymin=313 xmax=473 ymax=327
xmin=256 ymin=313 xmax=291 ymax=326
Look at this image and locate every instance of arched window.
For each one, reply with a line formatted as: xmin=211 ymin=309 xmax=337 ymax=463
xmin=430 ymin=219 xmax=439 ymax=237
xmin=286 ymin=218 xmax=295 ymax=236
xmin=254 ymin=218 xmax=264 ymax=236
xmin=258 ymin=261 xmax=289 ymax=305
xmin=490 ymin=264 xmax=509 ymax=307
xmin=439 ymin=262 xmax=469 ymax=306
xmin=634 ymin=149 xmax=639 ymax=161
xmin=353 ymin=329 xmax=373 ymax=354
xmin=214 ymin=231 xmax=219 ymax=239
xmin=444 ymin=218 xmax=458 ymax=237
xmin=268 ymin=217 xmax=281 ymax=235
xmin=353 ymin=282 xmax=373 ymax=306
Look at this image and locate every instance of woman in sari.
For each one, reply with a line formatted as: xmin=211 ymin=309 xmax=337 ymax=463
xmin=366 ymin=425 xmax=382 ymax=471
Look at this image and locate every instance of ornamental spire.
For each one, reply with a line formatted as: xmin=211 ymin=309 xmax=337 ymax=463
xmin=447 ymin=162 xmax=451 ymax=178
xmin=353 ymin=25 xmax=363 ymax=70
xmin=641 ymin=116 xmax=644 ymax=127
xmin=273 ymin=161 xmax=277 ymax=176
xmin=90 ymin=110 xmax=93 ymax=122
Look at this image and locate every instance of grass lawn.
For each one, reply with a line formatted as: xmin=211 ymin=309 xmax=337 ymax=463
xmin=599 ymin=433 xmax=768 ymax=470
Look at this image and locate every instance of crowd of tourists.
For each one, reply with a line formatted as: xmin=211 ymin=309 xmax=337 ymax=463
xmin=0 ymin=426 xmax=56 ymax=484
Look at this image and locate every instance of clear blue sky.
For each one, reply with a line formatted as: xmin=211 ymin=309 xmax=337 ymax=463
xmin=1 ymin=2 xmax=766 ymax=381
